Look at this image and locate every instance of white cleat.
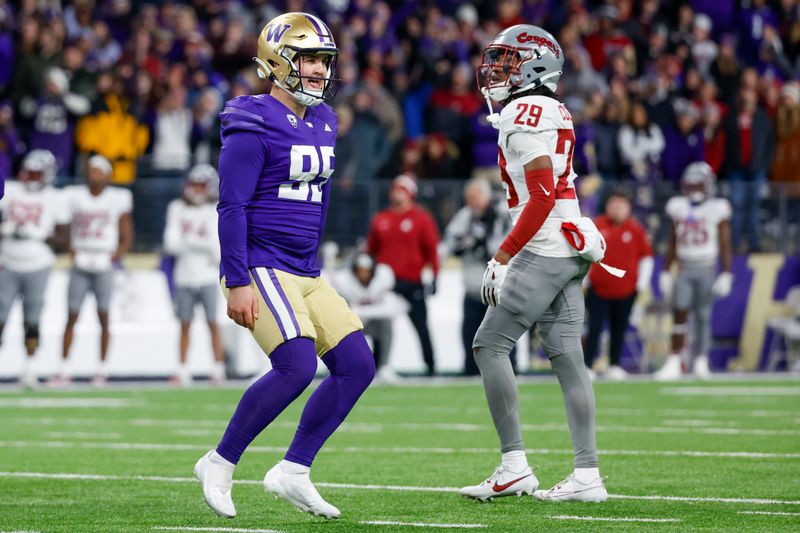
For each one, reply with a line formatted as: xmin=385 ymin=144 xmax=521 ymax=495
xmin=692 ymin=355 xmax=712 ymax=380
xmin=20 ymin=369 xmax=39 ymax=389
xmin=47 ymin=374 xmax=71 ymax=388
xmin=194 ymin=450 xmax=236 ymax=518
xmin=654 ymin=355 xmax=683 ymax=381
xmin=458 ymin=465 xmax=539 ymax=501
xmin=91 ymin=373 xmax=109 ymax=388
xmin=604 ymin=365 xmax=628 ymax=381
xmin=263 ymin=463 xmax=341 ymax=518
xmin=533 ymin=472 xmax=608 ymax=503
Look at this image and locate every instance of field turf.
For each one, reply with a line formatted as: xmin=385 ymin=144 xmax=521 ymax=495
xmin=0 ymin=377 xmax=799 ymax=532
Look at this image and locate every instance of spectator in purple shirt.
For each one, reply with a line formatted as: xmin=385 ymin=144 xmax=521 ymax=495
xmin=0 ymin=101 xmax=25 ymax=178
xmin=661 ymin=98 xmax=705 ymax=183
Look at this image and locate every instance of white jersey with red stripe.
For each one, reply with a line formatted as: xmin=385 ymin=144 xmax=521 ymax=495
xmin=64 ymin=185 xmax=133 ymax=272
xmin=0 ymin=181 xmax=69 ymax=272
xmin=497 ymin=94 xmax=580 ymax=258
xmin=666 ymin=195 xmax=731 ymax=265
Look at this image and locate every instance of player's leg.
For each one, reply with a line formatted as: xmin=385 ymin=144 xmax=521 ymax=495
xmin=533 ymin=272 xmax=607 ymax=503
xmin=461 ymin=253 xmax=576 ymax=500
xmin=583 ymin=288 xmax=608 ymax=373
xmin=396 ymin=281 xmax=435 ymax=375
xmin=690 ymin=268 xmax=716 ymax=379
xmin=196 ymin=270 xmax=318 ymax=518
xmin=172 ymin=287 xmax=194 ymax=386
xmin=655 ymin=269 xmax=692 ymax=381
xmin=265 ymin=274 xmax=372 ymax=518
xmin=0 ymin=269 xmax=21 ymax=382
xmin=55 ymin=268 xmax=90 ymax=385
xmin=605 ymin=293 xmax=635 ymax=380
xmin=461 ymin=294 xmax=484 ymax=376
xmin=199 ymin=284 xmax=225 ymax=383
xmin=92 ymin=270 xmax=115 ymax=386
xmin=19 ymin=268 xmax=50 ymax=387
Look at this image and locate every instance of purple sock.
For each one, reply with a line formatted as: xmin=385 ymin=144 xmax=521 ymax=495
xmin=216 ymin=337 xmax=317 ymax=464
xmin=284 ymin=331 xmax=376 ymax=467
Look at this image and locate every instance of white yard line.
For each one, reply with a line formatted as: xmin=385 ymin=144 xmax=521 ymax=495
xmin=738 ymin=511 xmax=800 ymax=517
xmin=153 ymin=526 xmax=283 ymax=533
xmin=360 ymin=521 xmax=486 ymax=528
xmin=3 ymin=471 xmax=799 ymax=506
xmin=660 ymin=386 xmax=800 ymax=396
xmin=548 ymin=515 xmax=680 ymax=523
xmin=45 ymin=431 xmax=122 ymax=439
xmin=0 ymin=398 xmax=139 ymax=408
xmin=2 ymin=439 xmax=798 ymax=460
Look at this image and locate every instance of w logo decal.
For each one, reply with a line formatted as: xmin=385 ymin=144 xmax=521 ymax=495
xmin=265 ymin=23 xmax=291 ymax=43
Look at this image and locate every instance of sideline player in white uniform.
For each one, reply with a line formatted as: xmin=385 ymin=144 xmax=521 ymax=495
xmin=459 ymin=25 xmax=608 ymax=503
xmin=163 ymin=164 xmax=224 ymax=386
xmin=51 ymin=155 xmax=133 ymax=387
xmin=0 ymin=150 xmax=69 ymax=387
xmin=655 ymin=162 xmax=732 ymax=380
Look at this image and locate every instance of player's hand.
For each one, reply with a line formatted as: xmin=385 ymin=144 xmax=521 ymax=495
xmin=227 ymin=285 xmax=259 ymax=330
xmin=711 ymin=271 xmax=733 ymax=298
xmin=481 ymin=258 xmax=508 ymax=307
xmin=658 ymin=271 xmax=673 ymax=301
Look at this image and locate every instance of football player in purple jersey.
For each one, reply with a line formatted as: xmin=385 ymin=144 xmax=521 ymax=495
xmin=193 ymin=13 xmax=374 ymax=520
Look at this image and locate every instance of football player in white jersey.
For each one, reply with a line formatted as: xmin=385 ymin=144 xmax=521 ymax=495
xmin=163 ymin=164 xmax=224 ymax=386
xmin=459 ymin=25 xmax=608 ymax=503
xmin=655 ymin=162 xmax=732 ymax=380
xmin=0 ymin=150 xmax=69 ymax=387
xmin=51 ymin=155 xmax=133 ymax=387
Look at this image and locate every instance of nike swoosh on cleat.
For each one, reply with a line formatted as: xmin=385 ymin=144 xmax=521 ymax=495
xmin=539 ymin=183 xmax=551 ymax=196
xmin=492 ymin=474 xmax=531 ymax=492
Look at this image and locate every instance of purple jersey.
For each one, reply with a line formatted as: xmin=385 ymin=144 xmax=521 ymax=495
xmin=217 ymin=94 xmax=338 ymax=287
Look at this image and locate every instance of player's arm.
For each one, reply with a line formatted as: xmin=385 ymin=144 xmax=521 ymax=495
xmin=46 ymin=224 xmax=70 ymax=252
xmin=113 ymin=212 xmax=133 ymax=262
xmin=718 ymin=219 xmax=732 ymax=273
xmin=495 ymin=152 xmax=555 ymax=264
xmin=218 ymin=128 xmax=265 ymax=330
xmin=422 ymin=212 xmax=441 ymax=276
xmin=162 ymin=203 xmax=184 ymax=256
xmin=664 ymin=222 xmax=676 ymax=271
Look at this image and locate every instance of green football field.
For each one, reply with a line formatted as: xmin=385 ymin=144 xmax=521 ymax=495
xmin=1 ymin=377 xmax=799 ymax=532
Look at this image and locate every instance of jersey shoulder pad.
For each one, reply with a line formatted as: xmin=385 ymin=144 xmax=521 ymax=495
xmin=498 ymin=95 xmax=569 ymax=149
xmin=110 ymin=186 xmax=133 ymax=212
xmin=665 ymin=196 xmax=689 ymax=220
xmin=710 ymin=198 xmax=732 ymax=221
xmin=219 ymin=95 xmax=268 ymax=136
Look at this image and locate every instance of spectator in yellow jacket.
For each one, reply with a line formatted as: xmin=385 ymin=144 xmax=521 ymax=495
xmin=75 ymin=73 xmax=149 ymax=185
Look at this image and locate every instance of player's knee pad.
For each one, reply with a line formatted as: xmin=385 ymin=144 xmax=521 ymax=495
xmin=24 ymin=324 xmax=40 ymax=353
xmin=540 ymin=321 xmax=582 ymax=358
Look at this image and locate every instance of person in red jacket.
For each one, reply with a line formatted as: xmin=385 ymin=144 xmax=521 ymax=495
xmin=366 ymin=175 xmax=440 ymax=375
xmin=584 ymin=190 xmax=653 ymax=380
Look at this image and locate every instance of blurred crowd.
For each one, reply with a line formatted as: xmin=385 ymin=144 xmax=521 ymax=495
xmin=1 ymin=0 xmax=800 ymax=250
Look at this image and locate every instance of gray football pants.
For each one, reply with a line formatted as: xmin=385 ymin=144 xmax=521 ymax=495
xmin=473 ymin=251 xmax=598 ymax=468
xmin=672 ymin=263 xmax=717 ymax=358
xmin=0 ymin=267 xmax=50 ymax=326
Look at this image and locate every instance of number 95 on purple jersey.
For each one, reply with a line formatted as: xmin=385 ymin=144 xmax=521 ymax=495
xmin=217 ymin=94 xmax=338 ymax=284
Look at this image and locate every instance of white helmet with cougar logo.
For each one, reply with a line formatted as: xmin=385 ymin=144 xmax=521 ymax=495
xmin=253 ymin=12 xmax=339 ymax=107
xmin=21 ymin=149 xmax=57 ymax=190
xmin=681 ymin=161 xmax=716 ymax=203
xmin=185 ymin=163 xmax=219 ymax=204
xmin=477 ymin=24 xmax=564 ymax=104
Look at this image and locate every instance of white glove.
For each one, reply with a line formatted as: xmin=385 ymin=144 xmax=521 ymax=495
xmin=658 ymin=271 xmax=673 ymax=301
xmin=711 ymin=271 xmax=733 ymax=298
xmin=561 ymin=218 xmax=606 ymax=263
xmin=481 ymin=258 xmax=508 ymax=307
